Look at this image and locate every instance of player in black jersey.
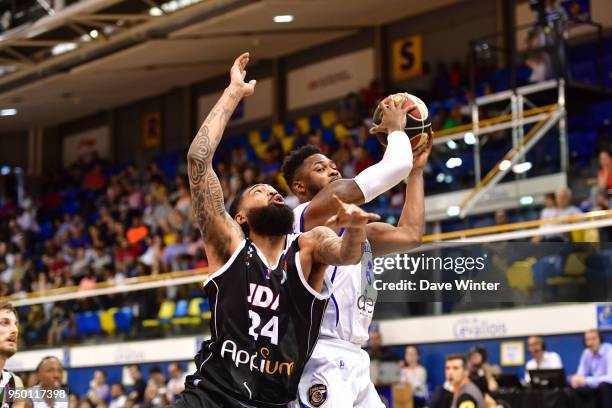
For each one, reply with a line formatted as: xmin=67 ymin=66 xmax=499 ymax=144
xmin=0 ymin=302 xmax=25 ymax=408
xmin=174 ymin=52 xmax=380 ymax=408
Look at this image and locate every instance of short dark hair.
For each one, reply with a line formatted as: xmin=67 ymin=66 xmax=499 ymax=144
xmin=446 ymin=354 xmax=466 ymax=368
xmin=468 ymin=346 xmax=488 ymax=363
xmin=281 ymin=145 xmax=321 ymax=190
xmin=36 ymin=356 xmax=62 ymax=373
xmin=229 ymin=189 xmax=247 ymax=219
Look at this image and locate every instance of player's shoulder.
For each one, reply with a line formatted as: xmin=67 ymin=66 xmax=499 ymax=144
xmin=292 ymin=201 xmax=311 ymax=233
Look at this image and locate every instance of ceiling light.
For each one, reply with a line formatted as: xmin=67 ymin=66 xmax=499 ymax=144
xmin=51 ymin=42 xmax=78 ymax=56
xmin=445 ymin=175 xmax=453 ymax=184
xmin=0 ymin=108 xmax=17 ymax=116
xmin=436 ymin=173 xmax=445 ymax=183
xmin=520 ymin=195 xmax=534 ymax=206
xmin=445 ymin=157 xmax=462 ymax=169
xmin=149 ymin=7 xmax=163 ymax=16
xmin=0 ymin=66 xmax=17 ymax=76
xmin=1 ymin=166 xmax=10 ymax=176
xmin=498 ymin=160 xmax=511 ymax=171
xmin=464 ymin=132 xmax=476 ymax=145
xmin=512 ymin=161 xmax=533 ymax=174
xmin=89 ymin=29 xmax=98 ymax=39
xmin=446 ymin=140 xmax=458 ymax=149
xmin=274 ymin=15 xmax=294 ymax=23
xmin=447 ymin=206 xmax=461 ymax=217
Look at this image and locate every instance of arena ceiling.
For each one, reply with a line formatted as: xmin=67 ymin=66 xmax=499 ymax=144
xmin=0 ymin=0 xmax=459 ymax=131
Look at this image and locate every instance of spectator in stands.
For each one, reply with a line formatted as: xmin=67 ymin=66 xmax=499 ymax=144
xmin=596 ymin=149 xmax=612 ymax=192
xmin=109 ymin=383 xmax=127 ymax=408
xmin=83 ymin=164 xmax=108 ymax=192
xmin=86 ymin=370 xmax=110 ymax=405
xmin=532 ymin=187 xmax=582 ymax=242
xmin=524 ymin=335 xmax=563 ymax=382
xmin=367 ymin=330 xmax=398 ymax=362
xmin=127 ymin=365 xmax=146 ymax=403
xmin=571 ymin=329 xmax=612 ymax=407
xmin=446 ymin=354 xmax=485 ymax=408
xmin=165 ymin=363 xmax=186 ymax=403
xmin=467 ymin=346 xmax=500 ymax=393
xmin=400 ymin=346 xmax=429 ymax=406
xmin=147 ymin=366 xmax=167 ymax=404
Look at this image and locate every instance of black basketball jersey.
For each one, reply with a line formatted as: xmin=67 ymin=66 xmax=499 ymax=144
xmin=195 ymin=234 xmax=330 ymax=407
xmin=0 ymin=370 xmax=17 ymax=408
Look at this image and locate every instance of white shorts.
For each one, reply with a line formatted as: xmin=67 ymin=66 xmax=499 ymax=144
xmin=294 ymin=338 xmax=385 ymax=408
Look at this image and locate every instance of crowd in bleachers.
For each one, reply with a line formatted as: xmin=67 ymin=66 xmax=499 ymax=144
xmin=1 ymin=35 xmax=611 ymax=348
xmin=367 ymin=329 xmax=612 ymax=408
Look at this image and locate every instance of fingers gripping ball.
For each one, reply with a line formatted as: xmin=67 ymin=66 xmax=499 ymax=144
xmin=373 ymin=93 xmax=432 ymax=153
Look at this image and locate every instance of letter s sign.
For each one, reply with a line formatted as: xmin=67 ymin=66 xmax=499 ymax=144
xmin=392 ymin=35 xmax=423 ymax=83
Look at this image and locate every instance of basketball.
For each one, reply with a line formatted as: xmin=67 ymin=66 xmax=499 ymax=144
xmin=372 ymin=93 xmax=432 ymax=153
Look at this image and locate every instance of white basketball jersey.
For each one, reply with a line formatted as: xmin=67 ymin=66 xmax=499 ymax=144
xmin=293 ymin=202 xmax=377 ymax=346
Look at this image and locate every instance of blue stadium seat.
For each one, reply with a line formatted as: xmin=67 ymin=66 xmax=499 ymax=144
xmin=114 ymin=308 xmax=132 ymax=333
xmin=532 ymin=256 xmax=561 ymax=287
xmin=174 ymin=300 xmax=189 ymax=318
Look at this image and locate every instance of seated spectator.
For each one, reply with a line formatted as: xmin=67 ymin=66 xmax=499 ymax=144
xmin=87 ymin=370 xmax=110 ymax=405
xmin=127 ymin=365 xmax=146 ymax=403
xmin=367 ymin=330 xmax=398 ymax=362
xmin=532 ymin=187 xmax=582 ymax=242
xmin=109 ymin=383 xmax=127 ymax=408
xmin=400 ymin=346 xmax=429 ymax=406
xmin=571 ymin=329 xmax=612 ymax=407
xmin=83 ymin=164 xmax=108 ymax=192
xmin=467 ymin=346 xmax=500 ymax=393
xmin=597 ymin=150 xmax=612 ymax=192
xmin=524 ymin=335 xmax=563 ymax=382
xmin=166 ymin=363 xmax=187 ymax=403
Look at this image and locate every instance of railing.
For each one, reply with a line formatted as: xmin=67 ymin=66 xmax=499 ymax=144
xmin=4 ymin=209 xmax=611 ymax=307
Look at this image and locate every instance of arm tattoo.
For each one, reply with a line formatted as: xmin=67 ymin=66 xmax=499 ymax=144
xmin=187 ymin=86 xmax=245 ymax=261
xmin=310 ymin=227 xmax=363 ymax=266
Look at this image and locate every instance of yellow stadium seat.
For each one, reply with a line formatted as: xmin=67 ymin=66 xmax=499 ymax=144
xmin=296 ymin=117 xmax=310 ymax=135
xmin=272 ymin=123 xmax=286 ymax=139
xmin=333 ymin=123 xmax=348 ymax=140
xmin=174 ymin=298 xmax=205 ymax=326
xmin=281 ymin=136 xmax=295 ymax=153
xmin=253 ymin=142 xmax=267 ymax=159
xmin=100 ymin=308 xmax=117 ymax=335
xmin=321 ymin=110 xmax=338 ymax=128
xmin=142 ymin=300 xmax=175 ymax=328
xmin=248 ymin=129 xmax=261 ymax=145
xmin=563 ymin=253 xmax=587 ymax=276
xmin=506 ymin=258 xmax=536 ymax=294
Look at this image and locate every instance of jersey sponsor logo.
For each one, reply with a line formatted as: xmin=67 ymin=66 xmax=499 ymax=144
xmin=220 ymin=340 xmax=295 ymax=377
xmin=357 ymin=294 xmax=375 ymax=315
xmin=247 ymin=283 xmax=280 ymax=311
xmin=308 ymin=384 xmax=327 ymax=407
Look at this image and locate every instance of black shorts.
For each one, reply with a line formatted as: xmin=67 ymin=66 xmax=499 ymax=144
xmin=170 ymin=375 xmax=245 ymax=408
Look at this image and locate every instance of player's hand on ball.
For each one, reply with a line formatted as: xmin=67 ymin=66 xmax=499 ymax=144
xmin=369 ymin=96 xmax=413 ymax=134
xmin=413 ymin=132 xmax=434 ymax=170
xmin=326 ymin=195 xmax=380 ymax=229
xmin=230 ymin=52 xmax=257 ymax=97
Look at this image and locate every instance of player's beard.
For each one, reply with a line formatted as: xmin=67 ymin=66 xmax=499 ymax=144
xmin=247 ymin=203 xmax=294 ymax=236
xmin=0 ymin=342 xmax=17 ymax=358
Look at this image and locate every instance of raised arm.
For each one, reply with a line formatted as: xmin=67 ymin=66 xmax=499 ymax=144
xmin=188 ymin=52 xmax=256 ymax=270
xmin=301 ymin=98 xmax=414 ymax=232
xmin=366 ymin=135 xmax=431 ymax=257
xmin=299 ymin=196 xmax=380 ymax=291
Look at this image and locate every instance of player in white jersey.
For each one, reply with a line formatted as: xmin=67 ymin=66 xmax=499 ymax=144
xmin=281 ymin=98 xmax=432 ymax=407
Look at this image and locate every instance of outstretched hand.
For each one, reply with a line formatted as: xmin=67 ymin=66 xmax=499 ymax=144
xmin=413 ymin=132 xmax=434 ymax=170
xmin=325 ymin=195 xmax=380 ymax=229
xmin=230 ymin=52 xmax=257 ymax=97
xmin=369 ymin=95 xmax=414 ymax=134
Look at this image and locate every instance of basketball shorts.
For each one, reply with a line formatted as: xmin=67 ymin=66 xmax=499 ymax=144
xmin=294 ymin=338 xmax=385 ymax=408
xmin=170 ymin=374 xmax=289 ymax=408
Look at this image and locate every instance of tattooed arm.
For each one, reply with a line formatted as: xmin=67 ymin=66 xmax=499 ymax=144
xmin=188 ymin=52 xmax=256 ymax=272
xmin=298 ymin=196 xmax=379 ymax=293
